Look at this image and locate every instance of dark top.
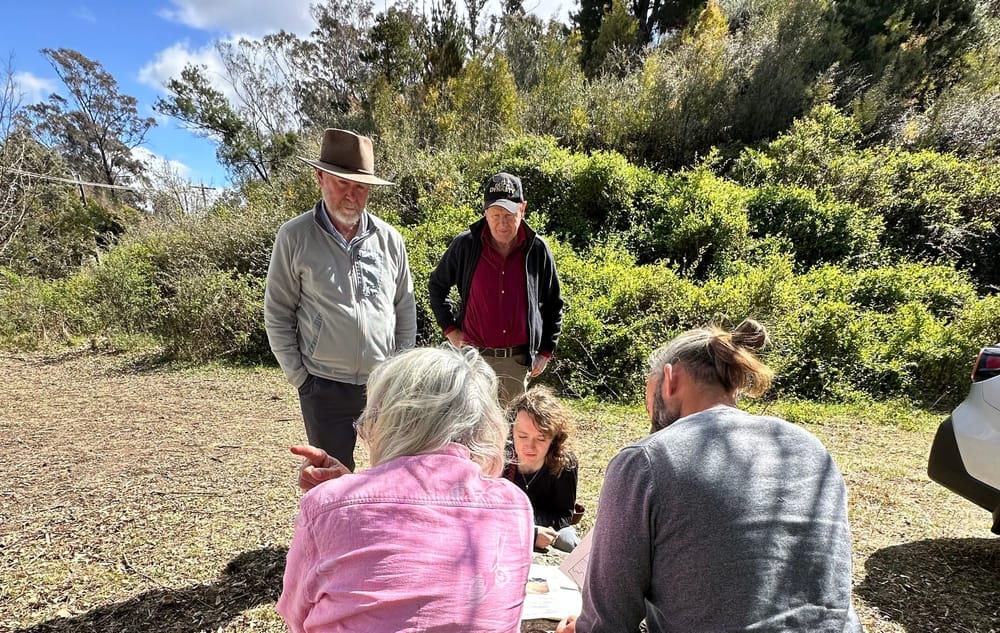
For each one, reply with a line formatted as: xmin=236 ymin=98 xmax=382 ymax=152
xmin=502 ymin=456 xmax=578 ymax=531
xmin=428 ymin=217 xmax=564 ymax=360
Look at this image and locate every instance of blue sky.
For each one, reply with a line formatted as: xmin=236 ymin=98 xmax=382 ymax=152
xmin=4 ymin=0 xmax=573 ymax=189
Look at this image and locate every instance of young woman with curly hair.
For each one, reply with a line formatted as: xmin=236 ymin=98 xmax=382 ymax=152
xmin=503 ymin=385 xmax=582 ymax=552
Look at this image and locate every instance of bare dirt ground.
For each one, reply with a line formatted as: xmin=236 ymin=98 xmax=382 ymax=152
xmin=1 ymin=351 xmax=998 ymax=633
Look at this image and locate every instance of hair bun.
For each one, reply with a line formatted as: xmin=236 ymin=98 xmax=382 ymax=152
xmin=732 ymin=318 xmax=769 ymax=352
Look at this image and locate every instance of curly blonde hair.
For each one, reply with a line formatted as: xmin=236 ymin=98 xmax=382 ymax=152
xmin=508 ymin=386 xmax=577 ymax=476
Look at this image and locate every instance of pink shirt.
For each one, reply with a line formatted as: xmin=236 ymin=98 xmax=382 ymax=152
xmin=277 ymin=444 xmax=534 ymax=632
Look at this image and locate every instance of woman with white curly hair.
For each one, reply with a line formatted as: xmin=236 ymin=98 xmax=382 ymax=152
xmin=277 ymin=346 xmax=534 ymax=633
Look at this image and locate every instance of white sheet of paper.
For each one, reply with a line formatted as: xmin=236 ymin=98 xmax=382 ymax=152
xmin=520 ymin=563 xmax=583 ymax=621
xmin=557 ymin=528 xmax=593 ymax=589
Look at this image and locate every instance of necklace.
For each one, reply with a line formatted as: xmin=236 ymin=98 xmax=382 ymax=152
xmin=519 ymin=468 xmax=541 ymax=490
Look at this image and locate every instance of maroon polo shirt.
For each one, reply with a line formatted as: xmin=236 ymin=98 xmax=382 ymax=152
xmin=461 ymin=226 xmax=529 ymax=349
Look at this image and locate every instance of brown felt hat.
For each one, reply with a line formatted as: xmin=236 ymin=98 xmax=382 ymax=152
xmin=298 ymin=128 xmax=395 ymax=186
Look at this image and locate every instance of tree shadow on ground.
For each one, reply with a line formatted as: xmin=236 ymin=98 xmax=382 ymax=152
xmin=15 ymin=547 xmax=286 ymax=633
xmin=856 ymin=537 xmax=1000 ymax=633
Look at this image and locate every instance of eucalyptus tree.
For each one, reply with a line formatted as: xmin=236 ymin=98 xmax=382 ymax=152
xmin=25 ymin=48 xmax=155 ymax=191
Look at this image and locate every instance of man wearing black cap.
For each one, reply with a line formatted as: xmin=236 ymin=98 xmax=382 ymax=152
xmin=429 ymin=172 xmax=564 ymax=405
xmin=264 ymin=129 xmax=416 ymax=471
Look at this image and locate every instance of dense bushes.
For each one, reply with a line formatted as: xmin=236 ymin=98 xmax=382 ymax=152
xmin=1 ymin=123 xmax=997 ymax=409
xmin=745 ymin=186 xmax=882 ymax=269
xmin=735 ymin=104 xmax=1000 ymax=288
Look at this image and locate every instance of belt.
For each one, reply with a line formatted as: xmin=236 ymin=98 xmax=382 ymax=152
xmin=478 ymin=346 xmax=528 ymax=358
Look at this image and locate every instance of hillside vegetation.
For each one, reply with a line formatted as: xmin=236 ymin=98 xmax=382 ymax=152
xmin=1 ymin=0 xmax=999 ymax=406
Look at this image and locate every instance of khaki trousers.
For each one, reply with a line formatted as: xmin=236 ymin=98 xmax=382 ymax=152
xmin=483 ymin=354 xmax=530 ymax=408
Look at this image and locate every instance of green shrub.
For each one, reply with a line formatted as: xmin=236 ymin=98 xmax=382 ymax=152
xmin=647 ymin=164 xmax=752 ymax=279
xmin=835 ymin=149 xmax=997 ymax=266
xmin=157 ymin=268 xmax=268 ymax=362
xmin=399 ymin=204 xmax=480 ymax=344
xmin=0 ymin=268 xmax=96 ymax=347
xmin=694 ymin=255 xmax=802 ymax=335
xmin=745 ymin=185 xmax=883 ymax=269
xmin=87 ymin=244 xmax=161 ymax=336
xmin=774 ymin=300 xmax=876 ymax=400
xmin=550 ymin=241 xmax=696 ymax=401
xmin=849 ymin=263 xmax=977 ymax=316
xmin=733 ymin=104 xmax=861 ymax=188
xmin=877 ymin=302 xmax=956 ymax=405
xmin=4 ymin=195 xmax=141 ymax=280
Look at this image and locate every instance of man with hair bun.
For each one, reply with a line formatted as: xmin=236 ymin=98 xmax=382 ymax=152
xmin=558 ymin=319 xmax=862 ymax=633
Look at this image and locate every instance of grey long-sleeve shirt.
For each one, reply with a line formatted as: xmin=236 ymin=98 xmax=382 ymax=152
xmin=577 ymin=405 xmax=863 ymax=633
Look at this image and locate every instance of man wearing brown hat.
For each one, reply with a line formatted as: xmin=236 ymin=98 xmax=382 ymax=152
xmin=429 ymin=172 xmax=564 ymax=406
xmin=264 ymin=129 xmax=416 ymax=471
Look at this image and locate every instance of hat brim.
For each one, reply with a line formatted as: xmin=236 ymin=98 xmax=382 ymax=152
xmin=484 ymin=199 xmax=522 ymax=214
xmin=299 ymin=157 xmax=395 ymax=186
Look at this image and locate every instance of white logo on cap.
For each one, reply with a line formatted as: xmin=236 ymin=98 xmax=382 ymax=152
xmin=488 ymin=178 xmax=518 ymax=196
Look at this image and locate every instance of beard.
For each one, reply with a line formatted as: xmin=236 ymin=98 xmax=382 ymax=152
xmin=649 ymin=379 xmax=682 ymax=433
xmin=328 ymin=204 xmax=362 ymax=229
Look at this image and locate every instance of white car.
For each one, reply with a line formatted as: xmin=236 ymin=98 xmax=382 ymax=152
xmin=928 ymin=344 xmax=1000 ymax=534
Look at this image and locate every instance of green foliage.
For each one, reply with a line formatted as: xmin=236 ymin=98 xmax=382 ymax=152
xmin=547 ymin=241 xmax=693 ymax=400
xmin=4 ymin=194 xmax=139 ymax=280
xmin=775 ymin=300 xmax=876 ymax=400
xmin=745 ymin=185 xmax=882 ymax=269
xmin=849 ymin=264 xmax=976 ymax=316
xmin=436 ymin=55 xmax=520 ymax=151
xmin=398 ymin=203 xmax=480 ymax=343
xmin=87 ymin=244 xmax=162 ymax=335
xmin=518 ymin=27 xmax=589 ymax=150
xmin=424 ymin=0 xmax=467 ymax=87
xmin=157 ymin=269 xmax=268 ymax=362
xmin=647 ymin=163 xmax=752 ymax=278
xmin=362 ymin=5 xmax=426 ymax=92
xmin=733 ymin=103 xmax=861 ymax=188
xmin=588 ymin=0 xmax=639 ymax=76
xmin=155 ymin=63 xmax=301 ymax=184
xmin=573 ymin=0 xmax=613 ymax=75
xmin=734 ymin=104 xmax=999 ymax=287
xmin=126 ymin=205 xmax=285 ymax=280
xmin=693 ymin=254 xmax=802 ymax=332
xmin=0 ymin=268 xmax=95 ymax=347
xmin=835 ymin=148 xmax=998 ymax=271
xmin=835 ymin=0 xmax=981 ymax=103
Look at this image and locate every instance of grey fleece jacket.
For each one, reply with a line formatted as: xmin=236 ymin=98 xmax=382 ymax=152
xmin=264 ymin=204 xmax=416 ymax=388
xmin=577 ymin=405 xmax=862 ymax=633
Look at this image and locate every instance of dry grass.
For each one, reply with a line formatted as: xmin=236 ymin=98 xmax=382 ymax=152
xmin=1 ymin=351 xmax=997 ymax=632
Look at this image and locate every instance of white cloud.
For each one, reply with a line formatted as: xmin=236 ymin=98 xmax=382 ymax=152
xmin=13 ymin=72 xmax=58 ymax=105
xmin=158 ymin=0 xmax=315 ymax=37
xmin=138 ymin=40 xmax=244 ymax=108
xmin=133 ymin=146 xmax=193 ymax=180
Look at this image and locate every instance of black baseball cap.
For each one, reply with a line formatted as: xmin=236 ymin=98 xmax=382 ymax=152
xmin=483 ymin=172 xmax=524 ymax=214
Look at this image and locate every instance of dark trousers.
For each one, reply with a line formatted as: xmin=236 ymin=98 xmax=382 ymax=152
xmin=297 ymin=375 xmax=366 ymax=472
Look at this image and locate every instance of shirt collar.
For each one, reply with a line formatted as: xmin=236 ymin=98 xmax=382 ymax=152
xmin=318 ymin=201 xmax=370 ymax=247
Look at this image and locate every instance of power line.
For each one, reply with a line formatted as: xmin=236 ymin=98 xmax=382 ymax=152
xmin=5 ymin=167 xmax=221 ymax=192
